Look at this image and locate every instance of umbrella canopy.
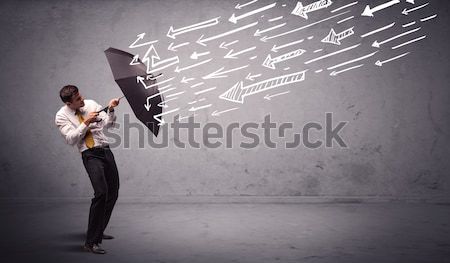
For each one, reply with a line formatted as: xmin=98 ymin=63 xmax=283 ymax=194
xmin=104 ymin=47 xmax=163 ymax=136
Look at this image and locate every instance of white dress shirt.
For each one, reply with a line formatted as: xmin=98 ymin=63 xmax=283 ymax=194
xmin=55 ymin=99 xmax=116 ymax=153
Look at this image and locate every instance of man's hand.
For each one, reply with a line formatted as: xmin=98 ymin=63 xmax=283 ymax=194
xmin=108 ymin=98 xmax=120 ymax=111
xmin=84 ymin=112 xmax=99 ymax=125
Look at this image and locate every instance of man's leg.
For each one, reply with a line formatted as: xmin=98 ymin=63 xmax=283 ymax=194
xmin=82 ymin=150 xmax=108 ymax=246
xmin=101 ymin=148 xmax=120 ymax=238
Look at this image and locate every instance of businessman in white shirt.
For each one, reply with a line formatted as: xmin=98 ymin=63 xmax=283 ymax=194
xmin=55 ymin=85 xmax=120 ymax=254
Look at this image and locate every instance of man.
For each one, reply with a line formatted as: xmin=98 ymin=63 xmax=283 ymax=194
xmin=55 ymin=85 xmax=120 ymax=254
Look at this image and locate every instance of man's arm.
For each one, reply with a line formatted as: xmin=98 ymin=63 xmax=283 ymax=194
xmin=55 ymin=112 xmax=89 ymax=146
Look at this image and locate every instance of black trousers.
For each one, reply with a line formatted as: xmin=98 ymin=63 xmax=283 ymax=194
xmin=81 ymin=146 xmax=119 ymax=245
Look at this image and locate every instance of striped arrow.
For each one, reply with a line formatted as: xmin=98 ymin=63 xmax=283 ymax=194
xmin=321 ymin=27 xmax=354 ymax=45
xmin=262 ymin=48 xmax=306 ymax=69
xmin=219 ymin=70 xmax=307 ymax=104
xmin=291 ymin=0 xmax=333 ymax=19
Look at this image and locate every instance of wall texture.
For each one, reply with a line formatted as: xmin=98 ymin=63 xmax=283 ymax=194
xmin=0 ymin=0 xmax=449 ymax=199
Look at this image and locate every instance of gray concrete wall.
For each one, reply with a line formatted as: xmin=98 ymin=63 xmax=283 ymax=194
xmin=0 ymin=0 xmax=449 ymax=199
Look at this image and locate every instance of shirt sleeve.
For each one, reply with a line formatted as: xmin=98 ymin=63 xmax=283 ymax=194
xmin=55 ymin=112 xmax=89 ymax=146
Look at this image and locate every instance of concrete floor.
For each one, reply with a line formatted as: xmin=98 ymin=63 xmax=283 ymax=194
xmin=1 ymin=201 xmax=449 ymax=263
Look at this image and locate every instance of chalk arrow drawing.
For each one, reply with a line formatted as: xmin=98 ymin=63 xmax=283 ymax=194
xmin=219 ymin=70 xmax=307 ymax=104
xmin=321 ymin=27 xmax=354 ymax=45
xmin=167 ymin=17 xmax=220 ymax=39
xmin=168 ymin=42 xmax=189 ymax=52
xmin=181 ymin=76 xmax=195 ymax=84
xmin=189 ymin=104 xmax=213 ymax=112
xmin=406 ymin=0 xmax=414 ymax=4
xmin=291 ymin=0 xmax=333 ymax=19
xmin=402 ymin=3 xmax=429 ymax=15
xmin=202 ymin=65 xmax=249 ymax=79
xmin=229 ymin=2 xmax=276 ymax=23
xmin=129 ymin=54 xmax=140 ymax=65
xmin=219 ymin=40 xmax=239 ymax=49
xmin=271 ymin=39 xmax=304 ymax=52
xmin=264 ymin=90 xmax=291 ymax=100
xmin=144 ymin=99 xmax=152 ymax=111
xmin=224 ymin=46 xmax=256 ymax=59
xmin=254 ymin=23 xmax=286 ymax=36
xmin=372 ymin=27 xmax=421 ymax=48
xmin=142 ymin=45 xmax=179 ymax=74
xmin=190 ymin=51 xmax=210 ymax=60
xmin=129 ymin=33 xmax=158 ymax=49
xmin=330 ymin=64 xmax=364 ymax=76
xmin=246 ymin=73 xmax=261 ymax=81
xmin=361 ymin=0 xmax=400 ymax=17
xmin=174 ymin=59 xmax=212 ymax=73
xmin=375 ymin=52 xmax=409 ymax=66
xmin=260 ymin=11 xmax=348 ymax=42
xmin=154 ymin=108 xmax=180 ymax=126
xmin=197 ymin=21 xmax=258 ymax=46
xmin=235 ymin=0 xmax=258 ymax=9
xmin=262 ymin=48 xmax=306 ymax=69
xmin=211 ymin=107 xmax=239 ymax=116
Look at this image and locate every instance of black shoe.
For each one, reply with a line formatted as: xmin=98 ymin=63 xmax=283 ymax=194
xmin=83 ymin=244 xmax=106 ymax=254
xmin=102 ymin=234 xmax=114 ymax=240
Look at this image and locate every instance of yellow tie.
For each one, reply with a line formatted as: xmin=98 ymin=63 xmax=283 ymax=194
xmin=76 ymin=110 xmax=95 ymax=148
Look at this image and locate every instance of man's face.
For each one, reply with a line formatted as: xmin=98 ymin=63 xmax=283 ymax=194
xmin=67 ymin=92 xmax=85 ymax=109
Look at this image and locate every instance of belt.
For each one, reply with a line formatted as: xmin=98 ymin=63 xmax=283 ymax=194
xmin=82 ymin=145 xmax=110 ymax=153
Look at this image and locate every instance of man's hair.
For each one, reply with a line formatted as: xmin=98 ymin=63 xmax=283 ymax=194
xmin=59 ymin=85 xmax=78 ymax=103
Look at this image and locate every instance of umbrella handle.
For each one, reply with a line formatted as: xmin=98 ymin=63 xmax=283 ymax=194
xmin=96 ymin=95 xmax=125 ymax=113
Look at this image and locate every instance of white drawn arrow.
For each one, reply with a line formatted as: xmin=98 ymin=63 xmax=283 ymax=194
xmin=219 ymin=70 xmax=307 ymax=104
xmin=142 ymin=45 xmax=179 ymax=74
xmin=197 ymin=21 xmax=258 ymax=46
xmin=189 ymin=104 xmax=212 ymax=112
xmin=143 ymin=88 xmax=176 ymax=111
xmin=129 ymin=54 xmax=140 ymax=65
xmin=194 ymin=87 xmax=217 ymax=95
xmin=264 ymin=90 xmax=290 ymax=100
xmin=219 ymin=40 xmax=239 ymax=49
xmin=211 ymin=107 xmax=239 ymax=116
xmin=190 ymin=51 xmax=210 ymax=60
xmin=167 ymin=17 xmax=220 ymax=39
xmin=271 ymin=39 xmax=304 ymax=52
xmin=174 ymin=59 xmax=212 ymax=73
xmin=391 ymin=35 xmax=426 ymax=50
xmin=330 ymin=64 xmax=364 ymax=76
xmin=154 ymin=108 xmax=180 ymax=126
xmin=144 ymin=98 xmax=152 ymax=111
xmin=137 ymin=76 xmax=174 ymax=90
xmin=168 ymin=42 xmax=189 ymax=52
xmin=262 ymin=48 xmax=306 ymax=69
xmin=321 ymin=27 xmax=354 ymax=45
xmin=202 ymin=65 xmax=249 ymax=79
xmin=129 ymin=33 xmax=158 ymax=49
xmin=291 ymin=0 xmax=333 ymax=19
xmin=361 ymin=0 xmax=400 ymax=17
xmin=224 ymin=46 xmax=256 ymax=59
xmin=181 ymin=76 xmax=195 ymax=84
xmin=229 ymin=2 xmax=276 ymax=23
xmin=235 ymin=0 xmax=258 ymax=9
xmin=372 ymin=27 xmax=421 ymax=48
xmin=402 ymin=2 xmax=429 ymax=15
xmin=406 ymin=0 xmax=414 ymax=4
xmin=254 ymin=23 xmax=286 ymax=36
xmin=375 ymin=52 xmax=409 ymax=66
xmin=261 ymin=11 xmax=348 ymax=42
xmin=246 ymin=73 xmax=261 ymax=81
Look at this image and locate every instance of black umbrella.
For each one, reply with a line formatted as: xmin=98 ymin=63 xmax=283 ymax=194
xmin=104 ymin=47 xmax=164 ymax=136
